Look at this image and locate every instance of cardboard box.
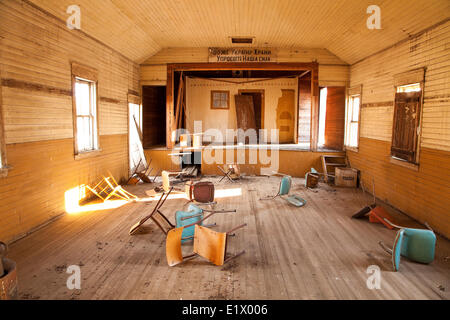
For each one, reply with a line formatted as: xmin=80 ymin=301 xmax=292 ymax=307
xmin=335 ymin=168 xmax=358 ymax=187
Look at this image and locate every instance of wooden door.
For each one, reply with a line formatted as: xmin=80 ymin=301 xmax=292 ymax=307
xmin=235 ymin=95 xmax=257 ymax=131
xmin=276 ymin=89 xmax=295 ymax=143
xmin=235 ymin=95 xmax=257 ymax=144
xmin=324 ymin=87 xmax=346 ymax=150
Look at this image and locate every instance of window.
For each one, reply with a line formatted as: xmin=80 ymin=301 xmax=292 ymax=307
xmin=390 ymin=67 xmax=425 ymax=165
xmin=391 ymin=82 xmax=422 ymax=164
xmin=345 ymin=90 xmax=361 ymax=149
xmin=71 ymin=62 xmax=99 ymax=157
xmin=211 ymin=90 xmax=230 ymax=109
xmin=74 ymin=78 xmax=98 ymax=152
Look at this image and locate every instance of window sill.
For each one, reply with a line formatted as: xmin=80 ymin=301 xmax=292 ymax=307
xmin=74 ymin=149 xmax=102 ymax=160
xmin=345 ymin=146 xmax=359 ymax=153
xmin=390 ymin=157 xmax=419 ymax=171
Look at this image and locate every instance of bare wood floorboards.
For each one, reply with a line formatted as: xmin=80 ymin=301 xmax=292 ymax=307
xmin=8 ymin=176 xmax=450 ymax=300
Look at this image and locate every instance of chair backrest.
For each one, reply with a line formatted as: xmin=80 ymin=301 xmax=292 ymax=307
xmin=192 ymin=181 xmax=215 ymax=203
xmin=279 ymin=175 xmax=292 ymax=196
xmin=193 ymin=225 xmax=227 ymax=266
xmin=162 ymin=171 xmax=171 ymax=192
xmin=175 ymin=204 xmax=204 ymax=242
xmin=392 ymin=228 xmax=436 ymax=271
xmin=400 ymin=228 xmax=436 ymax=263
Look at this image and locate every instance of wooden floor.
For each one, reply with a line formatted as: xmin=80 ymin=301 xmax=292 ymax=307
xmin=8 ymin=176 xmax=450 ymax=300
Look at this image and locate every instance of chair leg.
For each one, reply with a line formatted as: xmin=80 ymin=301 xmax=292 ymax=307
xmin=378 ymin=241 xmax=393 ymax=255
xmin=224 ymin=250 xmax=246 ymax=264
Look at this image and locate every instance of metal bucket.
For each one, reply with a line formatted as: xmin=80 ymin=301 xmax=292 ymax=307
xmin=0 ymin=258 xmax=18 ymax=300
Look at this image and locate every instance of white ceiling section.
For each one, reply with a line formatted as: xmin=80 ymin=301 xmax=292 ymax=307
xmin=29 ymin=0 xmax=450 ymax=64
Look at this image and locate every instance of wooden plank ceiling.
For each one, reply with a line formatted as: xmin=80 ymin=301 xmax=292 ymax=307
xmin=29 ymin=0 xmax=450 ymax=64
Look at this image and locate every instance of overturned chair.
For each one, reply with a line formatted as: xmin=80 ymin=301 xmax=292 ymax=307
xmin=166 ymin=221 xmax=247 ymax=267
xmin=260 ymin=174 xmax=306 ymax=207
xmin=129 ymin=187 xmax=235 ymax=236
xmin=378 ymin=219 xmax=436 ymax=272
xmin=87 ymin=175 xmax=138 ymax=202
xmin=217 ymin=164 xmax=241 ymax=183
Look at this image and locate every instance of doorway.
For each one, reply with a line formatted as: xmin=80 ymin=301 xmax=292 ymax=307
xmin=238 ymin=89 xmax=264 ymax=143
xmin=142 ymin=86 xmax=166 ymax=148
xmin=129 ymin=101 xmax=144 ymax=174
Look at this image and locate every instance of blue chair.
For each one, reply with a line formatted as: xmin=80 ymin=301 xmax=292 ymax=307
xmin=379 ymin=219 xmax=436 ymax=271
xmin=261 ymin=175 xmax=306 ymax=207
xmin=176 ymin=204 xmax=236 ymax=243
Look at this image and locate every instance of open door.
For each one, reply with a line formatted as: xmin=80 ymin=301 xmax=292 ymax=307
xmin=324 ymin=87 xmax=346 ymax=150
xmin=129 ymin=101 xmax=145 ymax=174
xmin=276 ymin=89 xmax=295 ymax=143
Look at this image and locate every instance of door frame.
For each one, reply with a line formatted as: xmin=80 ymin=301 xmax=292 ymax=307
xmin=166 ymin=62 xmax=319 ymax=149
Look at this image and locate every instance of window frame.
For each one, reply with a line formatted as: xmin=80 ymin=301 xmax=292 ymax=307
xmin=344 ymin=85 xmax=362 ymax=152
xmin=390 ymin=68 xmax=425 ymax=167
xmin=71 ymin=62 xmax=100 ymax=159
xmin=210 ymin=90 xmax=230 ymax=110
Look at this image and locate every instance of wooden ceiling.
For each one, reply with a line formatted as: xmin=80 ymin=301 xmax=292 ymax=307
xmin=29 ymin=0 xmax=449 ymax=64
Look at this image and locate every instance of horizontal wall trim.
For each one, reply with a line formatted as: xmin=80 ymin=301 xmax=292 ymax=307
xmin=99 ymin=97 xmax=122 ymax=104
xmin=5 ymin=133 xmax=127 ymax=146
xmin=362 ymin=101 xmax=394 ymax=108
xmin=1 ymin=78 xmax=71 ymax=96
xmin=2 ymin=78 xmax=126 ymax=105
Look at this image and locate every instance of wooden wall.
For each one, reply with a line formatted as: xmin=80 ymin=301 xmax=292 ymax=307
xmin=145 ymin=148 xmax=344 ymax=178
xmin=0 ymin=0 xmax=139 ymax=243
xmin=348 ymin=21 xmax=450 ymax=238
xmin=140 ymin=47 xmax=349 ymax=87
xmin=185 ymin=77 xmax=298 ymax=143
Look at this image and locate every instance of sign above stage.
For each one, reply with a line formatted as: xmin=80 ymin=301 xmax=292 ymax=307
xmin=208 ymin=48 xmax=277 ymax=63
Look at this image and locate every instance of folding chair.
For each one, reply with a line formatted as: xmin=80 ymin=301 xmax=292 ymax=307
xmin=87 ymin=176 xmax=138 ymax=202
xmin=129 ymin=188 xmax=235 ymax=236
xmin=260 ymin=175 xmax=306 ymax=207
xmin=129 ymin=188 xmax=175 ymax=235
xmin=378 ymin=219 xmax=436 ymax=271
xmin=217 ymin=164 xmax=240 ymax=183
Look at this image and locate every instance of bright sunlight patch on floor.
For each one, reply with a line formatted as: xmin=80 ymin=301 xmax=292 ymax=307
xmin=65 ymin=186 xmax=128 ymax=214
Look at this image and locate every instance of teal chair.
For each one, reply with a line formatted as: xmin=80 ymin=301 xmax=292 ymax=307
xmin=260 ymin=175 xmax=306 ymax=207
xmin=176 ymin=204 xmax=236 ymax=243
xmin=379 ymin=219 xmax=436 ymax=271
